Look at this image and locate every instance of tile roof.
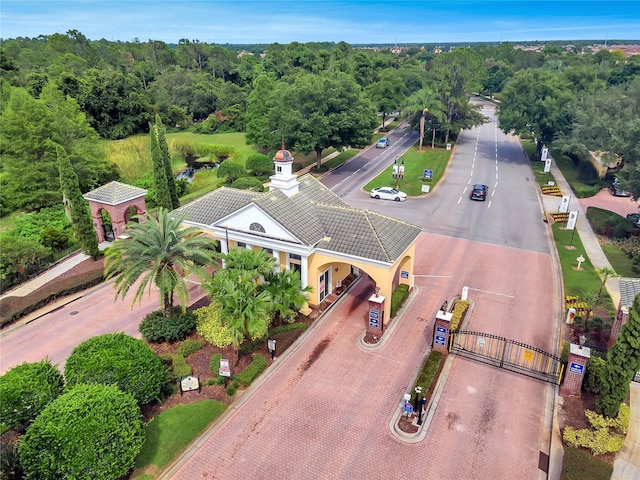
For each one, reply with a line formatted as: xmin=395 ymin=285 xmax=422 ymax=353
xmin=174 ymin=174 xmax=421 ymax=264
xmin=619 ymin=278 xmax=640 ymax=309
xmin=83 ymin=181 xmax=147 ymax=205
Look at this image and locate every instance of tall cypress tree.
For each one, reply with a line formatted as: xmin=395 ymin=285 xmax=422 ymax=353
xmin=149 ymin=122 xmax=172 ymax=210
xmin=596 ymin=294 xmax=640 ymax=418
xmin=155 ymin=114 xmax=179 ymax=209
xmin=56 ymin=144 xmax=99 ymax=258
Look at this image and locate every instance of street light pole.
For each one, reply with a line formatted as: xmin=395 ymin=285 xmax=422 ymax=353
xmin=413 ymin=386 xmax=423 ymax=412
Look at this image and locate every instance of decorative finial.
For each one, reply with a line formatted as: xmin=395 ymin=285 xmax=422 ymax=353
xmin=281 ymin=135 xmax=285 ymax=151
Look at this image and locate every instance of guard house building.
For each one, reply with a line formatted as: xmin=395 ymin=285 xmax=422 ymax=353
xmin=173 ymin=146 xmax=421 ymax=321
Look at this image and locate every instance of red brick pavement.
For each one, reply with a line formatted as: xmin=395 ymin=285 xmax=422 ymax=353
xmin=167 ymin=232 xmax=558 ymax=479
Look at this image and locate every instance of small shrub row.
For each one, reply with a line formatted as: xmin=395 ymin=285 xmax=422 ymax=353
xmin=586 ymin=207 xmax=634 ymax=239
xmin=390 ymin=284 xmax=410 ymax=318
xmin=562 ymin=405 xmax=629 ymax=455
xmin=139 ymin=308 xmax=196 ymax=343
xmin=268 ymin=322 xmax=308 ymax=336
xmin=413 ymin=350 xmax=444 ymax=399
xmin=171 ymin=355 xmax=192 ymax=378
xmin=235 ymin=354 xmax=268 ymax=387
xmin=450 ymin=300 xmax=469 ymax=331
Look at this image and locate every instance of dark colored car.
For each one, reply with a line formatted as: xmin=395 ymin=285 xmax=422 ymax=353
xmin=627 ymin=213 xmax=640 ymax=227
xmin=470 ymin=184 xmax=488 ymax=201
xmin=610 ymin=179 xmax=631 ymax=197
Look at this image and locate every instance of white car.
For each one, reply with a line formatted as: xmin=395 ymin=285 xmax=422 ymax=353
xmin=370 ymin=187 xmax=407 ymax=202
xmin=376 ymin=137 xmax=390 ymax=148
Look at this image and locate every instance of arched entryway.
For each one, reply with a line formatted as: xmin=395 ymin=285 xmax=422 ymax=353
xmin=83 ymin=181 xmax=148 ymax=244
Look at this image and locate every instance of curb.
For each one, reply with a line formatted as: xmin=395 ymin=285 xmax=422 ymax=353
xmin=156 ymin=276 xmax=364 ymax=480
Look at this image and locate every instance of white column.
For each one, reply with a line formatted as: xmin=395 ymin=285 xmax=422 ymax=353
xmin=301 ymin=256 xmax=309 ymax=289
xmin=272 ymin=249 xmax=281 ymax=272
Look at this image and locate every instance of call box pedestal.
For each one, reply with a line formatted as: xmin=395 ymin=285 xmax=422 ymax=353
xmin=560 ymin=344 xmax=591 ymax=397
xmin=433 ymin=310 xmax=453 ymax=354
xmin=367 ymin=294 xmax=385 ymax=338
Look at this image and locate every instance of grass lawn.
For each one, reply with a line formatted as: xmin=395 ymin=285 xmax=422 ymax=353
xmin=364 ymin=143 xmax=451 ymax=196
xmin=131 ymin=400 xmax=227 ymax=479
xmin=560 ymin=446 xmax=612 ymax=480
xmin=0 ymin=210 xmax=26 ymax=233
xmin=602 ymin=243 xmax=638 ymax=277
xmin=551 ymin=223 xmax=602 ymax=298
xmin=322 ymin=149 xmax=359 ymax=169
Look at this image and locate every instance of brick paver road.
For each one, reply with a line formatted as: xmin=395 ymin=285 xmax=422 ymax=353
xmin=167 ymin=232 xmax=558 ymax=479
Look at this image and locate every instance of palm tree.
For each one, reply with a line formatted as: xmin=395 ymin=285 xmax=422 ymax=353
xmin=403 ymin=88 xmax=445 ymax=151
xmin=220 ymin=247 xmax=275 ymax=279
xmin=104 ymin=208 xmax=218 ymax=316
xmin=596 ymin=267 xmax=618 ymax=299
xmin=264 ymin=269 xmax=313 ymax=325
xmin=205 ymin=269 xmax=271 ymax=366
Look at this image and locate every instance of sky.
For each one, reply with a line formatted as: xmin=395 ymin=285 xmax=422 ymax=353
xmin=1 ymin=0 xmax=639 ymax=45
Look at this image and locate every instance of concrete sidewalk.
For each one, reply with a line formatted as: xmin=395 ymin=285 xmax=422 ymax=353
xmin=541 ymin=160 xmax=620 ymax=307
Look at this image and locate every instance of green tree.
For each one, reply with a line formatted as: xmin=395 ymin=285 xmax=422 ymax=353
xmin=18 ymin=383 xmax=144 ymax=480
xmin=154 ymin=114 xmax=180 ymax=208
xmin=0 ymin=359 xmax=64 ymax=429
xmin=57 ymin=144 xmax=99 ymax=257
xmin=149 ymin=120 xmax=172 ymax=209
xmin=366 ymin=68 xmax=406 ymax=129
xmin=264 ymin=269 xmax=312 ymax=325
xmin=497 ymin=69 xmax=573 ymax=157
xmin=596 ymin=267 xmax=618 ymax=299
xmin=64 ymin=332 xmax=166 ymax=404
xmin=596 ymin=295 xmax=640 ymax=418
xmin=245 ymin=153 xmax=273 ymax=176
xmin=250 ymin=71 xmax=377 ymax=168
xmin=204 ymin=248 xmax=274 ymax=365
xmin=429 ymin=47 xmax=486 ymax=144
xmin=103 ymin=208 xmax=218 ymax=316
xmin=403 ymin=88 xmax=446 ymax=150
xmin=217 ymin=160 xmax=247 ymax=184
xmin=0 ymin=87 xmax=59 ymax=211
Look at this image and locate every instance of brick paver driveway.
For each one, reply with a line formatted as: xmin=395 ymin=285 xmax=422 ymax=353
xmin=166 ymin=232 xmax=558 ymax=480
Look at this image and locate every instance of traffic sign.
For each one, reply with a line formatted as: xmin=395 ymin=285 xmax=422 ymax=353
xmin=403 ymin=402 xmax=413 ymax=415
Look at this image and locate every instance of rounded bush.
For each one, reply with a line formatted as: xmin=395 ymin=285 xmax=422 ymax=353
xmin=230 ymin=177 xmax=265 ymax=192
xmin=64 ymin=332 xmax=166 ymax=404
xmin=139 ymin=308 xmax=196 ymax=343
xmin=0 ymin=359 xmax=64 ymax=429
xmin=18 ymin=383 xmax=144 ymax=480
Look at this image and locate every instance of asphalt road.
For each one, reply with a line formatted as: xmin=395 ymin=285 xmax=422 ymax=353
xmin=326 ymin=101 xmax=550 ymax=253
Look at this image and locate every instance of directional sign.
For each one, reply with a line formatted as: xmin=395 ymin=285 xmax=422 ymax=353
xmin=569 ymin=363 xmax=584 ymax=375
xmin=436 ymin=326 xmax=446 ymax=334
xmin=403 ymin=403 xmax=414 ymax=415
xmin=435 ymin=335 xmax=446 ymax=346
xmin=423 ymin=169 xmax=433 ymax=180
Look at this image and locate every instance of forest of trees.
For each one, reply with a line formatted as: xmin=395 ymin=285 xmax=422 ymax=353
xmin=1 ymin=32 xmax=640 ymax=286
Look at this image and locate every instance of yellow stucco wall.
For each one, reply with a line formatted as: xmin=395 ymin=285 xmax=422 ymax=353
xmin=307 ymin=241 xmax=416 ymax=323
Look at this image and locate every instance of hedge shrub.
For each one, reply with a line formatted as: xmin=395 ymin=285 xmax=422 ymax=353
xmin=235 ymin=354 xmax=267 ymax=387
xmin=450 ymin=300 xmax=469 ymax=330
xmin=195 ymin=305 xmax=233 ymax=347
xmin=209 ymin=353 xmax=222 ymax=375
xmin=139 ymin=308 xmax=196 ymax=343
xmin=177 ymin=339 xmax=206 ymax=357
xmin=64 ymin=332 xmax=167 ymax=405
xmin=18 ymin=384 xmax=144 ymax=480
xmin=171 ymin=355 xmax=192 ymax=378
xmin=0 ymin=359 xmax=64 ymax=429
xmin=390 ymin=284 xmax=410 ymax=318
xmin=230 ymin=177 xmax=266 ymax=191
xmin=563 ymin=405 xmax=629 ymax=455
xmin=584 ymin=356 xmax=607 ymax=394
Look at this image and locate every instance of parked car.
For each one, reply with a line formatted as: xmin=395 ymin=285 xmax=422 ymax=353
xmin=470 ymin=184 xmax=488 ymax=201
xmin=370 ymin=186 xmax=407 ymax=202
xmin=610 ymin=179 xmax=631 ymax=197
xmin=376 ymin=137 xmax=390 ymax=149
xmin=627 ymin=213 xmax=640 ymax=227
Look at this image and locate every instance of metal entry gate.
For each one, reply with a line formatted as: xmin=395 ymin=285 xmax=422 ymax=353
xmin=449 ymin=330 xmax=564 ymax=385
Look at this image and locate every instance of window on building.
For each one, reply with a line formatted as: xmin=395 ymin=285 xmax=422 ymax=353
xmin=250 ymin=222 xmax=265 ymax=233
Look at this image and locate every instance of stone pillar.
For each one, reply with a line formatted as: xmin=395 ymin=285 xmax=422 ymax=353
xmin=560 ymin=344 xmax=591 ymax=397
xmin=433 ymin=310 xmax=453 ymax=354
xmin=367 ymin=293 xmax=385 ymax=338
